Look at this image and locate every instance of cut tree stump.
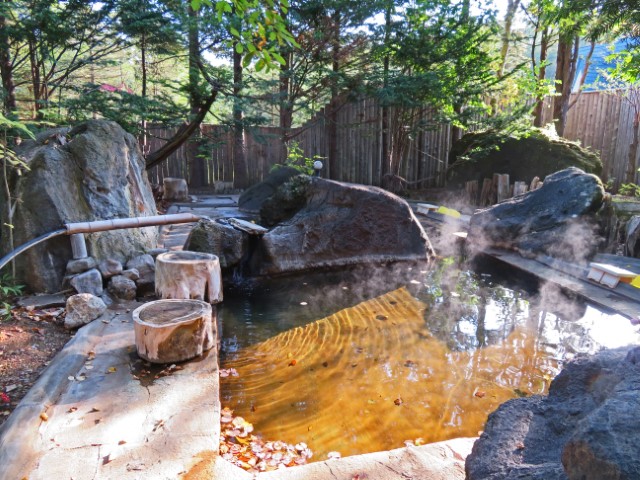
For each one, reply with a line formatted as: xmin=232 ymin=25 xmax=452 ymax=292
xmin=133 ymin=299 xmax=214 ymax=363
xmin=163 ymin=177 xmax=189 ymax=202
xmin=155 ymin=251 xmax=222 ymax=303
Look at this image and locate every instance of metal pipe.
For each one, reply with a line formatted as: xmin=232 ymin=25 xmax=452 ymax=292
xmin=0 ymin=213 xmax=201 ymax=274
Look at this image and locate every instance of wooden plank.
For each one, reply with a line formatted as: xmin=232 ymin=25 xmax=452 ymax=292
xmin=513 ymin=181 xmax=527 ymax=197
xmin=479 ymin=178 xmax=493 ymax=206
xmin=483 ymin=248 xmax=640 ymax=322
xmin=496 ymin=173 xmax=510 ymax=202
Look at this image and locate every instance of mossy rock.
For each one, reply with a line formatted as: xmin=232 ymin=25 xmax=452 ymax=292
xmin=447 ymin=128 xmax=602 ymax=188
xmin=260 ymin=174 xmax=311 ymax=227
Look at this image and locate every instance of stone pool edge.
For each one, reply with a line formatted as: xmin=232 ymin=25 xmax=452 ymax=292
xmin=198 ymin=437 xmax=477 ymax=480
xmin=0 ymin=302 xmax=220 ymax=480
xmin=0 ymin=301 xmax=476 ymax=480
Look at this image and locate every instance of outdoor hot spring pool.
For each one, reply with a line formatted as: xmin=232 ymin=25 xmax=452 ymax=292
xmin=217 ymin=259 xmax=640 ymax=461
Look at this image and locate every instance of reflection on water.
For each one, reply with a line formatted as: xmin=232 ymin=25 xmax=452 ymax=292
xmin=219 ymin=263 xmax=640 ymax=461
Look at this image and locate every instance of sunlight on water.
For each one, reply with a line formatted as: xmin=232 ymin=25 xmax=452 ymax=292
xmin=219 ymin=267 xmax=640 ymax=461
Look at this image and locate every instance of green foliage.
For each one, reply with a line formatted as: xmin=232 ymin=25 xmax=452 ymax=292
xmin=0 ymin=274 xmax=24 ymax=321
xmin=618 ymin=183 xmax=640 ymax=198
xmin=271 ymin=141 xmax=324 ymax=175
xmin=192 ymin=0 xmax=298 ymax=72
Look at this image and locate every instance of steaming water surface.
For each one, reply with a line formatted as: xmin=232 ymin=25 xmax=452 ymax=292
xmin=219 ymin=264 xmax=640 ymax=461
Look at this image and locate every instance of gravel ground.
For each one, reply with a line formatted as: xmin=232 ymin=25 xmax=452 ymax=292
xmin=0 ymin=305 xmax=71 ymax=427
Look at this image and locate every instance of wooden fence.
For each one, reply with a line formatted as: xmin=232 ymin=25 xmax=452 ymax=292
xmin=537 ymin=90 xmax=639 ymax=190
xmin=144 ymin=90 xmax=640 ymax=192
xmin=146 ymin=124 xmax=284 ymax=190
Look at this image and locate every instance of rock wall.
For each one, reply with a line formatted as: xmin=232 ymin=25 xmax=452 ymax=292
xmin=1 ymin=120 xmax=158 ymax=292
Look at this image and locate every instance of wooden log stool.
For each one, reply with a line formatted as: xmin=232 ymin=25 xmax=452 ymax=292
xmin=133 ymin=299 xmax=214 ymax=363
xmin=155 ymin=251 xmax=223 ymax=304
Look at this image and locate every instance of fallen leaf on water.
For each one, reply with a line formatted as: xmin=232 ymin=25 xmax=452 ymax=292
xmin=40 ymin=412 xmax=49 ymax=421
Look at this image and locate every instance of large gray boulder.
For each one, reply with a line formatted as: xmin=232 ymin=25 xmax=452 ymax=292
xmin=1 ymin=120 xmax=158 ymax=292
xmin=469 ymin=167 xmax=605 ymax=261
xmin=250 ymin=177 xmax=434 ymax=276
xmin=185 ymin=218 xmax=248 ymax=270
xmin=466 ymin=346 xmax=640 ymax=480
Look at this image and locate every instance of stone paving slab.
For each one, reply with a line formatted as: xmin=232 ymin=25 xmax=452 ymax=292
xmin=0 ymin=302 xmax=220 ymax=480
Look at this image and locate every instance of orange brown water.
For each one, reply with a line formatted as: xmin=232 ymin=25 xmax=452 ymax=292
xmin=220 ymin=286 xmax=580 ymax=460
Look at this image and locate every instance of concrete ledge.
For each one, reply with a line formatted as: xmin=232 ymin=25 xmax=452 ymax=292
xmin=0 ymin=303 xmax=220 ymax=480
xmin=257 ymin=437 xmax=476 ymax=480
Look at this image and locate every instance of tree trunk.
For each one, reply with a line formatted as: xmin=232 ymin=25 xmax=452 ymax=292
xmin=133 ymin=299 xmax=215 ymax=364
xmin=187 ymin=3 xmax=205 ymax=188
xmin=498 ymin=0 xmax=520 ymax=78
xmin=145 ymin=88 xmax=218 ymax=170
xmin=28 ymin=39 xmax=42 ymax=119
xmin=140 ymin=30 xmax=148 ymax=153
xmin=380 ymin=2 xmax=392 ymax=185
xmin=0 ymin=0 xmax=16 ymax=113
xmin=626 ymin=115 xmax=640 ymax=185
xmin=279 ymin=48 xmax=293 ymax=151
xmin=232 ymin=39 xmax=248 ymax=189
xmin=327 ymin=9 xmax=341 ymax=180
xmin=533 ymin=27 xmax=549 ymax=127
xmin=553 ymin=35 xmax=576 ymax=137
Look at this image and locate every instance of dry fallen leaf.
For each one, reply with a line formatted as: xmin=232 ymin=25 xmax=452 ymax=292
xmin=394 ymin=397 xmax=403 ymax=406
xmin=288 ymin=359 xmax=297 ymax=367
